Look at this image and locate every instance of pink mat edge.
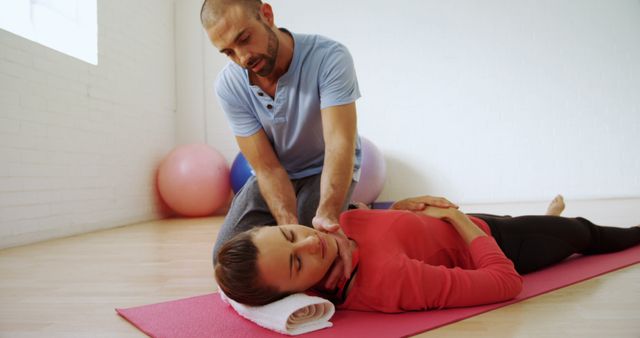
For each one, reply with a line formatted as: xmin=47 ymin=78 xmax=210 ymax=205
xmin=116 ymin=307 xmax=154 ymax=337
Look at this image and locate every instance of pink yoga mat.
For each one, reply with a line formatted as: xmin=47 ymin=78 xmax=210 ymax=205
xmin=117 ymin=245 xmax=640 ymax=338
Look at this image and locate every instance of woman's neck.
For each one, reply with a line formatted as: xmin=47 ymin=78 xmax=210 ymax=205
xmin=312 ymin=240 xmax=360 ymax=303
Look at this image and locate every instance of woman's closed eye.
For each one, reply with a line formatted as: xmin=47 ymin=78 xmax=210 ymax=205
xmin=289 ymin=230 xmax=302 ymax=272
xmin=281 ymin=228 xmax=302 ymax=272
xmin=295 ymin=255 xmax=302 ymax=272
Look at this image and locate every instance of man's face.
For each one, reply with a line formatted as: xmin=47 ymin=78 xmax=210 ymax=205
xmin=206 ymin=5 xmax=279 ymax=77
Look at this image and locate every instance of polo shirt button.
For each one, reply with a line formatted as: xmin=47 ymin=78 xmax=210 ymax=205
xmin=267 ymin=104 xmax=273 ymax=109
xmin=257 ymin=92 xmax=264 ymax=96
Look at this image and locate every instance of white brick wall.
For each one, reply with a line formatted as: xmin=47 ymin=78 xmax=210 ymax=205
xmin=0 ymin=0 xmax=177 ymax=249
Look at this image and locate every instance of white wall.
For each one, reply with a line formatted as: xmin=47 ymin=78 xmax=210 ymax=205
xmin=0 ymin=0 xmax=176 ymax=249
xmin=175 ymin=0 xmax=236 ymax=162
xmin=182 ymin=0 xmax=640 ymax=206
xmin=258 ymin=0 xmax=640 ymax=203
xmin=203 ymin=26 xmax=239 ymax=162
xmin=176 ymin=0 xmax=206 ymax=145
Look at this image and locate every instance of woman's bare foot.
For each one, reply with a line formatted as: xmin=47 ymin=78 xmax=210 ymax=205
xmin=546 ymin=195 xmax=565 ymax=216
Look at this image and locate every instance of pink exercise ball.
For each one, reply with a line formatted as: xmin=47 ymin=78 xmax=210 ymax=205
xmin=351 ymin=137 xmax=386 ymax=204
xmin=157 ymin=143 xmax=230 ymax=217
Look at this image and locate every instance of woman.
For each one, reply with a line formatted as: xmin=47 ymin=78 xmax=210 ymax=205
xmin=214 ymin=195 xmax=640 ymax=312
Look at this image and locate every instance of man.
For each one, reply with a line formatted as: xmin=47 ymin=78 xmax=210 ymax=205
xmin=201 ymin=0 xmax=456 ymax=290
xmin=202 ymin=0 xmax=361 ymax=289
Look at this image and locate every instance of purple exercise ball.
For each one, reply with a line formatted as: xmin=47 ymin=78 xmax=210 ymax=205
xmin=351 ymin=137 xmax=386 ymax=204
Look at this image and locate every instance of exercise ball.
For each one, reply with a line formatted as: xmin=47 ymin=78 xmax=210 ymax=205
xmin=230 ymin=152 xmax=255 ymax=193
xmin=351 ymin=137 xmax=386 ymax=204
xmin=157 ymin=143 xmax=230 ymax=217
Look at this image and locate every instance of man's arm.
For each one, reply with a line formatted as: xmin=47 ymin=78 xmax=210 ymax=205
xmin=237 ymin=130 xmax=298 ymax=225
xmin=312 ymin=102 xmax=358 ymax=287
xmin=314 ymin=102 xmax=358 ymax=228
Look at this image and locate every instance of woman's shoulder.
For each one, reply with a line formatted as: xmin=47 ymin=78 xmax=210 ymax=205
xmin=339 ymin=209 xmax=410 ymax=237
xmin=340 ymin=209 xmax=413 ymax=223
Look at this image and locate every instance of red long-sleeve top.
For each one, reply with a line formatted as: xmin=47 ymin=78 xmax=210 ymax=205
xmin=336 ymin=209 xmax=523 ymax=313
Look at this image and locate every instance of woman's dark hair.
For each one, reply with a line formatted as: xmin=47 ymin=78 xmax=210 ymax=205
xmin=214 ymin=227 xmax=290 ymax=306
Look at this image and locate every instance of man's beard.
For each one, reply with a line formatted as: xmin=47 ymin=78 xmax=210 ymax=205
xmin=251 ymin=22 xmax=279 ymax=77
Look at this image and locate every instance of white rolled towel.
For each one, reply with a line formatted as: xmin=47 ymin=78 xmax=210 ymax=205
xmin=219 ymin=290 xmax=335 ymax=335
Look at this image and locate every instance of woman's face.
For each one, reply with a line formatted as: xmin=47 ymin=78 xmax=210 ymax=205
xmin=252 ymin=224 xmax=339 ymax=293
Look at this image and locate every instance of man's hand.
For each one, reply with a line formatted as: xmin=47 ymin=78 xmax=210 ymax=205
xmin=312 ymin=215 xmax=355 ymax=289
xmin=390 ymin=195 xmax=459 ymax=211
xmin=322 ymin=231 xmax=357 ymax=290
xmin=312 ymin=215 xmax=340 ymax=233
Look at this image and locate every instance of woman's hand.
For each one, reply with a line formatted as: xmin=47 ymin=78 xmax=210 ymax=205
xmin=421 ymin=206 xmax=486 ymax=245
xmin=390 ymin=195 xmax=459 ymax=211
xmin=421 ymin=205 xmax=463 ymax=222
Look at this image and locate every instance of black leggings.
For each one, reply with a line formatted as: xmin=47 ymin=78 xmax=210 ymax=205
xmin=469 ymin=214 xmax=640 ymax=274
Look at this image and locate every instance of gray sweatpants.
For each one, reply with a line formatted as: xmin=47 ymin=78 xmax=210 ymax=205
xmin=212 ymin=174 xmax=356 ymax=264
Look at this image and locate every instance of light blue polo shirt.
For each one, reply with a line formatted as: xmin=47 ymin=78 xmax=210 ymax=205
xmin=215 ymin=30 xmax=362 ymax=180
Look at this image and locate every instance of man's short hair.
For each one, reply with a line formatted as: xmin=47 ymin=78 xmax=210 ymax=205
xmin=200 ymin=0 xmax=263 ymax=29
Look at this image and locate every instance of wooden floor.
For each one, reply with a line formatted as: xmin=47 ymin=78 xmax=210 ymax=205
xmin=0 ymin=198 xmax=639 ymax=338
